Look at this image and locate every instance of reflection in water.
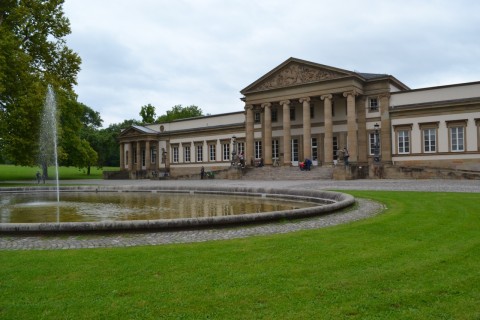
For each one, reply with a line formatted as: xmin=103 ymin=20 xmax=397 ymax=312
xmin=0 ymin=192 xmax=318 ymax=223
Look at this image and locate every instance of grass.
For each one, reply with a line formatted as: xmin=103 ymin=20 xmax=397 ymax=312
xmin=0 ymin=191 xmax=479 ymax=319
xmin=0 ymin=164 xmax=118 ymax=181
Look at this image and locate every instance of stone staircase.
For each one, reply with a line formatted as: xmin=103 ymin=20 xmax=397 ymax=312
xmin=240 ymin=165 xmax=333 ymax=180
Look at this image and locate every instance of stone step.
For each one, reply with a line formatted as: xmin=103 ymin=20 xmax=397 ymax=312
xmin=241 ymin=166 xmax=333 ymax=180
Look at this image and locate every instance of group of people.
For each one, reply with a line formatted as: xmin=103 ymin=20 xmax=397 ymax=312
xmin=35 ymin=171 xmax=46 ymax=184
xmin=340 ymin=147 xmax=349 ymax=166
xmin=199 ymin=147 xmax=350 ymax=179
xmin=200 ymin=166 xmax=213 ymax=179
xmin=299 ymin=158 xmax=312 ymax=171
xmin=238 ymin=152 xmax=245 ymax=168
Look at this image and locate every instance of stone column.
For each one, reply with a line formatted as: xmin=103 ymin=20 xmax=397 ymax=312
xmin=165 ymin=141 xmax=170 ymax=171
xmin=321 ymin=94 xmax=333 ymax=164
xmin=136 ymin=142 xmax=142 ymax=170
xmin=145 ymin=140 xmax=151 ymax=170
xmin=203 ymin=140 xmax=208 ymax=163
xmin=356 ymin=97 xmax=368 ymax=163
xmin=119 ymin=143 xmax=125 ymax=170
xmin=379 ymin=93 xmax=392 ymax=163
xmin=300 ymin=97 xmax=311 ymax=160
xmin=216 ymin=139 xmax=222 ymax=161
xmin=179 ymin=143 xmax=184 ymax=163
xmin=127 ymin=142 xmax=133 ymax=171
xmin=245 ymin=104 xmax=255 ymax=166
xmin=281 ymin=100 xmax=291 ymax=165
xmin=262 ymin=102 xmax=272 ymax=165
xmin=344 ymin=91 xmax=358 ymax=163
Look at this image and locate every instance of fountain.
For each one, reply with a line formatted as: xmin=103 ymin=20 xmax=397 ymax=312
xmin=38 ymin=84 xmax=60 ymax=203
xmin=0 ymin=87 xmax=357 ymax=234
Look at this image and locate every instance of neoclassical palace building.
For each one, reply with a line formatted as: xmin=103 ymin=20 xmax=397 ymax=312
xmin=118 ymin=58 xmax=480 ymax=179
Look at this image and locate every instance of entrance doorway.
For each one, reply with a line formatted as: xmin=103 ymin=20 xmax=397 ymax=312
xmin=291 ymin=138 xmax=299 ymax=166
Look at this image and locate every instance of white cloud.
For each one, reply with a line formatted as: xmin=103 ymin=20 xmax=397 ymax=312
xmin=63 ymin=0 xmax=480 ymax=126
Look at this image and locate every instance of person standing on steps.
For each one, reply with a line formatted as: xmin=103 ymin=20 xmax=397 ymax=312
xmin=341 ymin=147 xmax=349 ymax=166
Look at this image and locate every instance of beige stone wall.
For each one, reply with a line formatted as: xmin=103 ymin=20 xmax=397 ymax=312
xmin=118 ymin=59 xmax=480 ymax=179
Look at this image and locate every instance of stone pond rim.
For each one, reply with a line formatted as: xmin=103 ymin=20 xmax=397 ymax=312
xmin=0 ymin=185 xmax=355 ymax=233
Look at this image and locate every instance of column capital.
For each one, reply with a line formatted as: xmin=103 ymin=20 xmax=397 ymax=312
xmin=244 ymin=104 xmax=254 ymax=111
xmin=320 ymin=94 xmax=333 ymax=101
xmin=279 ymin=99 xmax=291 ymax=106
xmin=261 ymin=102 xmax=272 ymax=109
xmin=343 ymin=90 xmax=359 ymax=98
xmin=378 ymin=93 xmax=391 ymax=100
xmin=299 ymin=97 xmax=311 ymax=103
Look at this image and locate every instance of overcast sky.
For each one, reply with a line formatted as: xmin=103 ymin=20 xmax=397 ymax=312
xmin=63 ymin=0 xmax=480 ymax=127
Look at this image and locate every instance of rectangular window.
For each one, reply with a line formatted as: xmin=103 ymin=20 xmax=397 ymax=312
xmin=310 ymin=105 xmax=315 ymax=119
xmin=173 ymin=146 xmax=179 ymax=163
xmin=255 ymin=140 xmax=262 ymax=159
xmin=290 ymin=107 xmax=296 ymax=121
xmin=311 ymin=138 xmax=318 ymax=161
xmin=331 ymin=101 xmax=335 ymax=117
xmin=196 ymin=145 xmax=203 ymax=162
xmin=398 ymin=130 xmax=410 ymax=154
xmin=450 ymin=126 xmax=464 ymax=151
xmin=209 ymin=144 xmax=216 ymax=161
xmin=271 ymin=109 xmax=278 ymax=122
xmin=369 ymin=132 xmax=381 ymax=155
xmin=133 ymin=148 xmax=137 ymax=164
xmin=423 ymin=128 xmax=436 ymax=152
xmin=222 ymin=143 xmax=230 ymax=161
xmin=292 ymin=139 xmax=299 ymax=162
xmin=184 ymin=146 xmax=191 ymax=162
xmin=369 ymin=98 xmax=379 ymax=112
xmin=254 ymin=112 xmax=261 ymax=124
xmin=237 ymin=142 xmax=245 ymax=156
xmin=151 ymin=146 xmax=157 ymax=164
xmin=272 ymin=139 xmax=279 ymax=159
xmin=141 ymin=148 xmax=146 ymax=166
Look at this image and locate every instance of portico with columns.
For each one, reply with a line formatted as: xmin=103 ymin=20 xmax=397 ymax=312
xmin=240 ymin=57 xmax=407 ymax=167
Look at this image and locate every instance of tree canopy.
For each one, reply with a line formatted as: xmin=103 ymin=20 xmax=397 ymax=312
xmin=0 ymin=0 xmax=82 ymax=168
xmin=157 ymin=104 xmax=204 ymax=123
xmin=139 ymin=103 xmax=156 ymax=123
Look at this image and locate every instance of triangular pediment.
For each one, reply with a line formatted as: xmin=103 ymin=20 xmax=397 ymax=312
xmin=241 ymin=58 xmax=353 ymax=94
xmin=119 ymin=125 xmax=158 ymax=139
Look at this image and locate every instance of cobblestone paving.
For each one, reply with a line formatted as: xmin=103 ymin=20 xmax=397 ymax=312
xmin=1 ymin=179 xmax=478 ymax=251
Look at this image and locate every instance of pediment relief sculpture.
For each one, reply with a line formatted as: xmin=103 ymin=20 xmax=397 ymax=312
xmin=254 ymin=62 xmax=348 ymax=91
xmin=120 ymin=130 xmax=139 ymax=138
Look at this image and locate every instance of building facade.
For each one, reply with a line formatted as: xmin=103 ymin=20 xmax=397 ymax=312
xmin=118 ymin=57 xmax=480 ymax=179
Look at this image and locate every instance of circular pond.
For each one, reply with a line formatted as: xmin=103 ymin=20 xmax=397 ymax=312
xmin=0 ymin=186 xmax=355 ymax=233
xmin=1 ymin=192 xmax=319 ymax=223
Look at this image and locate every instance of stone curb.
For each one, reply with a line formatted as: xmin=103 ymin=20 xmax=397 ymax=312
xmin=0 ymin=186 xmax=354 ymax=233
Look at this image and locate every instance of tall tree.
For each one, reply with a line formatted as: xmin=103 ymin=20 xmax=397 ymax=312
xmin=0 ymin=0 xmax=81 ymax=166
xmin=78 ymin=103 xmax=102 ymax=175
xmin=96 ymin=119 xmax=141 ymax=167
xmin=139 ymin=103 xmax=156 ymax=123
xmin=60 ymin=101 xmax=101 ymax=175
xmin=157 ymin=105 xmax=204 ymax=123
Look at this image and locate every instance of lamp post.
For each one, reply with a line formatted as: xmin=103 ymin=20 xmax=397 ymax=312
xmin=231 ymin=135 xmax=237 ymax=166
xmin=374 ymin=123 xmax=380 ymax=163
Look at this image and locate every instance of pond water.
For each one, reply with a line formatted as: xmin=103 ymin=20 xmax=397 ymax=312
xmin=0 ymin=192 xmax=318 ymax=223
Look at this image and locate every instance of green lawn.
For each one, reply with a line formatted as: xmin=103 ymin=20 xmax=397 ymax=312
xmin=0 ymin=164 xmax=118 ymax=181
xmin=0 ymin=191 xmax=479 ymax=319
